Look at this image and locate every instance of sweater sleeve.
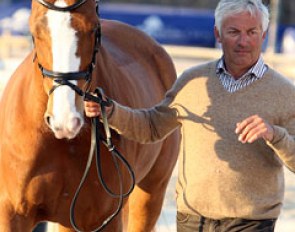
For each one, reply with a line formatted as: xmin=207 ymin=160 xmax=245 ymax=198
xmin=107 ymin=96 xmax=181 ymax=144
xmin=267 ymin=121 xmax=295 ymax=173
xmin=263 ymin=70 xmax=295 ymax=173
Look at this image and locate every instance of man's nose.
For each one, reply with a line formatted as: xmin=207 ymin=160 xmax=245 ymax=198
xmin=238 ymin=33 xmax=249 ymax=46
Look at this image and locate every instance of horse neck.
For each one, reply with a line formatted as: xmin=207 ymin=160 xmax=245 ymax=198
xmin=91 ymin=49 xmax=119 ymax=97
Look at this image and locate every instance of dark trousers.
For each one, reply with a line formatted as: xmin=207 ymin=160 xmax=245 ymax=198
xmin=177 ymin=212 xmax=276 ymax=232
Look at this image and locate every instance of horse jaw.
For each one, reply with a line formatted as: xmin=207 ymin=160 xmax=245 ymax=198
xmin=44 ymin=0 xmax=84 ymax=139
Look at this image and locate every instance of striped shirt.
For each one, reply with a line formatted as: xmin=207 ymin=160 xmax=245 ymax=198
xmin=216 ymin=56 xmax=268 ymax=93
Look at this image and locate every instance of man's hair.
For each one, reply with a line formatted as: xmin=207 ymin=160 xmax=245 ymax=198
xmin=214 ymin=0 xmax=269 ymax=33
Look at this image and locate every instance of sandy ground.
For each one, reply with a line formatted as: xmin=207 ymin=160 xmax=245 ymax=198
xmin=1 ymin=53 xmax=295 ymax=232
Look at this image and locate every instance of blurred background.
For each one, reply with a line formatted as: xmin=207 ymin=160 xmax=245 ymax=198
xmin=0 ymin=0 xmax=295 ymax=231
xmin=1 ymin=0 xmax=295 ymax=52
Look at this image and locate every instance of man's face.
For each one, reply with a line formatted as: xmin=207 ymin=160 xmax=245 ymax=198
xmin=214 ymin=11 xmax=267 ymax=78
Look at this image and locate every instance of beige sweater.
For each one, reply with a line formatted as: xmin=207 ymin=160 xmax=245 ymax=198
xmin=109 ymin=60 xmax=295 ymax=220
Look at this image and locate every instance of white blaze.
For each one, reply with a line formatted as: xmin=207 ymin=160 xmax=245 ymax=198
xmin=46 ymin=0 xmax=83 ymax=139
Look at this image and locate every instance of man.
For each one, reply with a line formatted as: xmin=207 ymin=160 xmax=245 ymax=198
xmin=85 ymin=0 xmax=295 ymax=231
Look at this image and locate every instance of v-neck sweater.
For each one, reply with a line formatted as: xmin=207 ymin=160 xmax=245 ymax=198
xmin=108 ymin=60 xmax=295 ymax=220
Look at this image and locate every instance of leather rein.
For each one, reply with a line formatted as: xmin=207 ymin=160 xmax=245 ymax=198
xmin=33 ymin=0 xmax=135 ymax=231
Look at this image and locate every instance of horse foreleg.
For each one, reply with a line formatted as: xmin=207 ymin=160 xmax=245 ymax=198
xmin=126 ymin=185 xmax=166 ymax=232
xmin=39 ymin=223 xmax=76 ymax=232
xmin=56 ymin=224 xmax=75 ymax=232
xmin=45 ymin=223 xmax=78 ymax=232
xmin=0 ymin=210 xmax=33 ymax=232
xmin=126 ymin=136 xmax=178 ymax=232
xmin=0 ymin=196 xmax=37 ymax=232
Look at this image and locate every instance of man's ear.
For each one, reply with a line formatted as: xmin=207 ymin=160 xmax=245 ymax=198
xmin=214 ymin=26 xmax=222 ymax=43
xmin=262 ymin=30 xmax=267 ymax=40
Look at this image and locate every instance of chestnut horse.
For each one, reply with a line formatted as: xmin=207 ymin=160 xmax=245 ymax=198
xmin=0 ymin=0 xmax=180 ymax=231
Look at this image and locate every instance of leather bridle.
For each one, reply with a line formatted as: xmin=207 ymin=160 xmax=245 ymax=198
xmin=37 ymin=0 xmax=87 ymax=11
xmin=33 ymin=1 xmax=135 ymax=231
xmin=34 ymin=0 xmax=101 ymax=96
xmin=37 ymin=23 xmax=101 ymax=96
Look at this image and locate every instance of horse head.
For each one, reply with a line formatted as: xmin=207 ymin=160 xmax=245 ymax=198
xmin=29 ymin=0 xmax=100 ymax=139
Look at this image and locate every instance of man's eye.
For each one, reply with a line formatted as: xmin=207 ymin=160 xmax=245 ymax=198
xmin=250 ymin=30 xmax=258 ymax=35
xmin=228 ymin=31 xmax=238 ymax=35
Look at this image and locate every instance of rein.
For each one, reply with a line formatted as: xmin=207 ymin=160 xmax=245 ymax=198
xmin=71 ymin=88 xmax=135 ymax=232
xmin=33 ymin=0 xmax=135 ymax=231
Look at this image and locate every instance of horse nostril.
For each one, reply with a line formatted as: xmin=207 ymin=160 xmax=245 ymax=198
xmin=69 ymin=117 xmax=82 ymax=131
xmin=44 ymin=115 xmax=51 ymax=127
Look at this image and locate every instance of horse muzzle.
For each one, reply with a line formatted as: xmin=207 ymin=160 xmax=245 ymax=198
xmin=44 ymin=112 xmax=84 ymax=139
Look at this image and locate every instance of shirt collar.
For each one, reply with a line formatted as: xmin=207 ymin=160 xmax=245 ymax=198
xmin=216 ymin=56 xmax=266 ymax=78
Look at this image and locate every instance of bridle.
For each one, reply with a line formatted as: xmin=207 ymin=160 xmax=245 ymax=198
xmin=37 ymin=23 xmax=100 ymax=96
xmin=34 ymin=0 xmax=101 ymax=96
xmin=37 ymin=0 xmax=87 ymax=11
xmin=33 ymin=1 xmax=135 ymax=231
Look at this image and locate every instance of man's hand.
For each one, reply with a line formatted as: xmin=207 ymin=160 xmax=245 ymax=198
xmin=235 ymin=115 xmax=274 ymax=143
xmin=84 ymin=101 xmax=101 ymax=117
